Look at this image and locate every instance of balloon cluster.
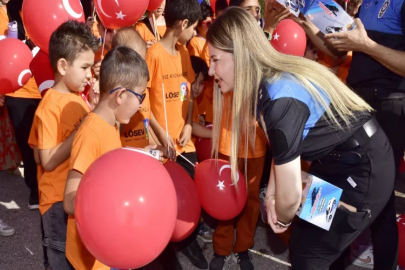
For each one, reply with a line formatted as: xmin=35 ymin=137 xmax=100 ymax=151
xmin=0 ymin=0 xmax=165 ymax=95
xmin=74 ymin=148 xmax=247 ymax=269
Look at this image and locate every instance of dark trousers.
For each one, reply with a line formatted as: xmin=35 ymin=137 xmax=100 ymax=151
xmin=5 ymin=96 xmax=40 ymax=196
xmin=289 ymin=126 xmax=398 ymax=269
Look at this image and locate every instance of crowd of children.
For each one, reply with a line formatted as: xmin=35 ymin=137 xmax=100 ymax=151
xmin=0 ymin=0 xmax=402 ymax=269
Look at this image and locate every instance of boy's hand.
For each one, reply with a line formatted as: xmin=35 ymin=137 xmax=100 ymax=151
xmin=88 ymin=78 xmax=100 ymax=109
xmin=92 ymin=60 xmax=102 ymax=78
xmin=156 ymin=145 xmax=177 ymax=161
xmin=179 ymin=124 xmax=192 ymax=147
xmin=144 ymin=145 xmax=164 ymax=162
xmin=263 ymin=0 xmax=291 ymax=34
xmin=0 ymin=94 xmax=5 ymax=107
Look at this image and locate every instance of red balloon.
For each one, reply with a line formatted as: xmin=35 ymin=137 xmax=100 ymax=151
xmin=195 ymin=124 xmax=212 ymax=162
xmin=148 ymin=0 xmax=164 ymax=12
xmin=271 ymin=19 xmax=306 ymax=57
xmin=30 ymin=50 xmax=54 ymax=97
xmin=75 ymin=148 xmax=177 ymax=269
xmin=22 ymin=0 xmax=85 ymax=54
xmin=164 ymin=161 xmax=201 ymax=242
xmin=95 ymin=0 xmax=149 ymax=30
xmin=195 ymin=159 xmax=247 ymax=220
xmin=0 ymin=38 xmax=33 ymax=94
xmin=398 ymin=214 xmax=405 ymax=267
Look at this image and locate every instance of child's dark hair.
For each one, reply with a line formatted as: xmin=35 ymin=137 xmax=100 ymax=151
xmin=49 ymin=20 xmax=99 ymax=72
xmin=200 ymin=2 xmax=214 ymax=21
xmin=165 ymin=0 xmax=202 ymax=28
xmin=215 ymin=0 xmax=229 ymax=13
xmin=229 ymin=0 xmax=245 ymax=6
xmin=100 ymin=46 xmax=150 ymax=94
xmin=190 ymin=56 xmax=209 ymax=80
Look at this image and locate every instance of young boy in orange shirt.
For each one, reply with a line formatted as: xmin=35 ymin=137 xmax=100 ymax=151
xmin=33 ymin=20 xmax=99 ymax=270
xmin=63 ymin=46 xmax=154 ymax=270
xmin=145 ymin=0 xmax=209 ymax=268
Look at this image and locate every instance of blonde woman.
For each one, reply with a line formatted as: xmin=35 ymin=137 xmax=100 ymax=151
xmin=206 ymin=7 xmax=397 ymax=270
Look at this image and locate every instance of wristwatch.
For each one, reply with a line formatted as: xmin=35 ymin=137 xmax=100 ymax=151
xmin=264 ymin=31 xmax=272 ymax=41
xmin=276 ymin=220 xmax=292 ymax=228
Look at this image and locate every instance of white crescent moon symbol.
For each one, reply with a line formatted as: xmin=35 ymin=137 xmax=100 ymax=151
xmin=219 ymin=164 xmax=240 ymax=185
xmin=97 ymin=0 xmax=112 ymax=18
xmin=63 ymin=0 xmax=83 ymax=19
xmin=18 ymin=69 xmax=32 ymax=87
xmin=38 ymin=80 xmax=55 ymax=93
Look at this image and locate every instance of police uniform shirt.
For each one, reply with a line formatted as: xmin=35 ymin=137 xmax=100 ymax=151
xmin=347 ymin=0 xmax=405 ymax=91
xmin=257 ymin=75 xmax=372 ymax=165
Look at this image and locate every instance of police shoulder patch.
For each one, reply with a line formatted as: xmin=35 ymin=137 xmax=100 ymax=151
xmin=378 ymin=0 xmax=390 ymax=18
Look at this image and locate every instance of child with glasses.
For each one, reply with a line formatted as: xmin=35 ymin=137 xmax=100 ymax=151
xmin=63 ymin=46 xmax=160 ymax=270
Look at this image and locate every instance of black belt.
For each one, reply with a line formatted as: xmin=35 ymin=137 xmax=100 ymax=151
xmin=320 ymin=116 xmax=379 ymax=165
xmin=334 ymin=116 xmax=379 ymax=152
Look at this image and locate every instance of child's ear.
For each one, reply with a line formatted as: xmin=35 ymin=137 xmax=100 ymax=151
xmin=180 ymin=19 xmax=189 ymax=31
xmin=114 ymin=88 xmax=126 ymax=106
xmin=57 ymin=58 xmax=68 ymax=76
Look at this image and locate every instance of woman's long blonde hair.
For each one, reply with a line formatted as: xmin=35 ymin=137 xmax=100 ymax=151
xmin=207 ymin=7 xmax=373 ymax=185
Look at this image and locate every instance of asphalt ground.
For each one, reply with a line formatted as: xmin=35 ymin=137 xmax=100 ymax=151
xmin=1 ymin=170 xmax=404 ymax=270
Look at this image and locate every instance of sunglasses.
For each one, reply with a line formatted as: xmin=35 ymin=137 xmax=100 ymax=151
xmin=109 ymin=87 xmax=146 ymax=104
xmin=201 ymin=21 xmax=212 ymax=28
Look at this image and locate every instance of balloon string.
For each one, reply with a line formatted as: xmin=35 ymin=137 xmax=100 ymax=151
xmin=152 ymin=13 xmax=159 ymax=41
xmin=101 ymin=28 xmax=107 ymax=58
xmin=162 ymin=83 xmax=171 ymax=160
xmin=176 ymin=151 xmax=196 ymax=168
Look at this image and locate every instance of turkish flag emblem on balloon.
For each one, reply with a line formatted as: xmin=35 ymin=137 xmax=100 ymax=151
xmin=22 ymin=0 xmax=85 ymax=54
xmin=95 ymin=0 xmax=149 ymax=30
xmin=30 ymin=50 xmax=55 ymax=97
xmin=0 ymin=38 xmax=33 ymax=94
xmin=195 ymin=159 xmax=247 ymax=220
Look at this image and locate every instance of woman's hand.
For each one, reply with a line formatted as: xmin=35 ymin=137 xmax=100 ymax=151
xmin=266 ymin=194 xmax=289 ymax=233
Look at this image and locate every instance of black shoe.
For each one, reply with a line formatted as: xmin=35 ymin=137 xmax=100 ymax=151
xmin=209 ymin=253 xmax=230 ymax=270
xmin=181 ymin=239 xmax=208 ymax=269
xmin=234 ymin=251 xmax=253 ymax=270
xmin=28 ymin=190 xmax=39 ymax=210
xmin=159 ymin=244 xmax=182 ymax=270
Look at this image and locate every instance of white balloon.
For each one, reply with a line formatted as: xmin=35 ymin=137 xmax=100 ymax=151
xmin=97 ymin=0 xmax=112 ymax=18
xmin=38 ymin=80 xmax=55 ymax=93
xmin=18 ymin=69 xmax=32 ymax=87
xmin=63 ymin=0 xmax=83 ymax=19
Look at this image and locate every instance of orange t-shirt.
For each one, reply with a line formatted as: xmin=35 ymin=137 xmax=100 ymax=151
xmin=219 ymin=92 xmax=267 ymax=158
xmin=7 ymin=76 xmax=42 ymax=99
xmin=35 ymin=88 xmax=90 ymax=215
xmin=146 ymin=42 xmax=196 ymax=154
xmin=0 ymin=5 xmax=8 ymax=36
xmin=28 ymin=116 xmax=45 ymax=185
xmin=91 ymin=20 xmax=101 ymax=39
xmin=66 ymin=112 xmax=120 ymax=270
xmin=94 ymin=46 xmax=109 ymax=63
xmin=121 ymin=89 xmax=151 ymax=148
xmin=187 ymin=36 xmax=206 ymax=58
xmin=135 ymin=19 xmax=166 ymax=42
xmin=318 ymin=51 xmax=352 ymax=84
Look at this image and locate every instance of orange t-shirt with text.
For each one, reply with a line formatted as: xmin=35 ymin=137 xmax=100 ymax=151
xmin=187 ymin=36 xmax=207 ymax=58
xmin=7 ymin=76 xmax=42 ymax=99
xmin=219 ymin=92 xmax=267 ymax=158
xmin=135 ymin=20 xmax=166 ymax=42
xmin=121 ymin=89 xmax=152 ymax=148
xmin=0 ymin=5 xmax=8 ymax=36
xmin=66 ymin=112 xmax=120 ymax=270
xmin=146 ymin=42 xmax=196 ymax=154
xmin=318 ymin=51 xmax=352 ymax=83
xmin=35 ymin=88 xmax=90 ymax=214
